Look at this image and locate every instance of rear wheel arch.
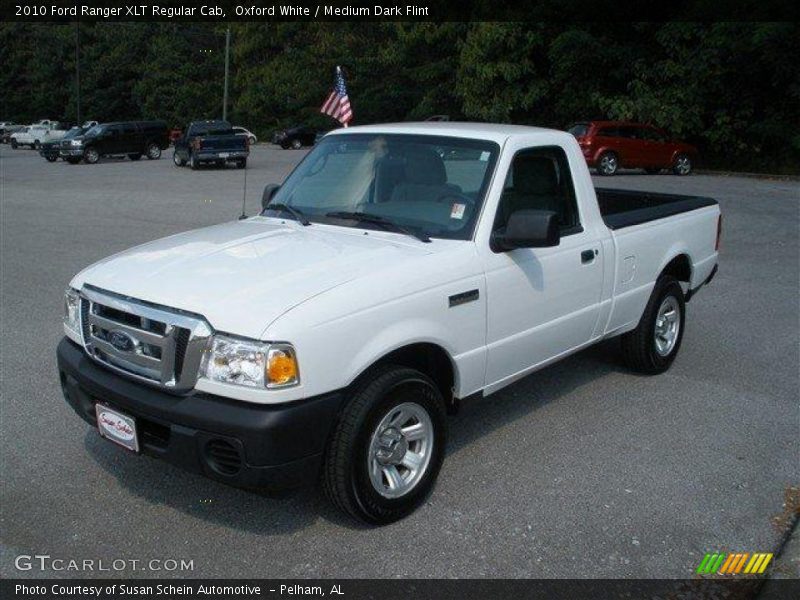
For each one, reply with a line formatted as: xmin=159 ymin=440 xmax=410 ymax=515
xmin=660 ymin=253 xmax=692 ymax=290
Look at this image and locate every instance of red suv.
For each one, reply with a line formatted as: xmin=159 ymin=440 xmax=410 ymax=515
xmin=568 ymin=121 xmax=698 ymax=176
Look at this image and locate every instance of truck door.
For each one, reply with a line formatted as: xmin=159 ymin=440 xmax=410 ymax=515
xmin=479 ymin=143 xmax=605 ymax=391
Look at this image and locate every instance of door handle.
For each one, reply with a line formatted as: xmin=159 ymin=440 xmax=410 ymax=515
xmin=581 ymin=249 xmax=598 ymax=264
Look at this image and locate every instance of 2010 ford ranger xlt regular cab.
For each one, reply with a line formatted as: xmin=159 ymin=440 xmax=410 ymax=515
xmin=58 ymin=123 xmax=720 ymax=524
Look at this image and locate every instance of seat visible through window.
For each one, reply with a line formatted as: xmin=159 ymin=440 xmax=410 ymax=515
xmin=388 ymin=147 xmax=461 ymax=203
xmin=495 ymin=147 xmax=580 ymax=233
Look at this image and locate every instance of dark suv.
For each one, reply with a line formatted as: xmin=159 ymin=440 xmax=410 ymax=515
xmin=568 ymin=121 xmax=698 ymax=176
xmin=61 ymin=121 xmax=169 ymax=164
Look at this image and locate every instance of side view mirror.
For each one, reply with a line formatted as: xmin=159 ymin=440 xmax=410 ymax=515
xmin=491 ymin=209 xmax=560 ymax=252
xmin=261 ymin=184 xmax=281 ymax=209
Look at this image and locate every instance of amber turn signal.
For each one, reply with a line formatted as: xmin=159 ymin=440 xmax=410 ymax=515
xmin=266 ymin=345 xmax=299 ymax=387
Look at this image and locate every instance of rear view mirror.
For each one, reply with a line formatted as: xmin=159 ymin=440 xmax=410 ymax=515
xmin=262 ymin=184 xmax=280 ymax=209
xmin=491 ymin=209 xmax=560 ymax=252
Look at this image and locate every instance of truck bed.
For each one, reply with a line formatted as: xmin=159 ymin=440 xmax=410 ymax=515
xmin=596 ymin=188 xmax=718 ymax=230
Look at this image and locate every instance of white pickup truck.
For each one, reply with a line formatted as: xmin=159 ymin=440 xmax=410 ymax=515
xmin=58 ymin=123 xmax=720 ymax=524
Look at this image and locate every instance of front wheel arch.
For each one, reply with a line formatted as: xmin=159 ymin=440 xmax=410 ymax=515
xmin=348 ymin=342 xmax=457 ymax=412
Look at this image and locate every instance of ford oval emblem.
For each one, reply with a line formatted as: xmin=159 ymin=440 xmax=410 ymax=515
xmin=108 ymin=330 xmax=136 ymax=353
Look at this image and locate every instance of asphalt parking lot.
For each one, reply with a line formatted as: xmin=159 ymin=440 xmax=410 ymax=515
xmin=0 ymin=143 xmax=797 ymax=579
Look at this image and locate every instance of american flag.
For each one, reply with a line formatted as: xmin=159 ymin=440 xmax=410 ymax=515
xmin=320 ymin=66 xmax=353 ymax=126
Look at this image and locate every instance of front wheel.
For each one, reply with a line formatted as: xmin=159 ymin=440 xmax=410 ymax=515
xmin=291 ymin=139 xmax=303 ymax=150
xmin=673 ymin=154 xmax=692 ymax=176
xmin=596 ymin=151 xmax=619 ymax=176
xmin=620 ymin=276 xmax=685 ymax=374
xmin=173 ymin=152 xmax=186 ymax=167
xmin=146 ymin=143 xmax=161 ymax=160
xmin=323 ymin=366 xmax=447 ymax=525
xmin=83 ymin=147 xmax=99 ymax=164
xmin=45 ymin=155 xmax=57 ymax=162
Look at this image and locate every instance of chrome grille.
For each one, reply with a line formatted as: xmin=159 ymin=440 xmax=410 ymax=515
xmin=79 ymin=286 xmax=212 ymax=391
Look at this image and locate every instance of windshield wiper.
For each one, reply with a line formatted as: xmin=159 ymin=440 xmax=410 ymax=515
xmin=263 ymin=203 xmax=311 ymax=226
xmin=325 ymin=211 xmax=430 ymax=243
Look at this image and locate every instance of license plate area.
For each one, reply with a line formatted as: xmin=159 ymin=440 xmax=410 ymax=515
xmin=96 ymin=404 xmax=139 ymax=453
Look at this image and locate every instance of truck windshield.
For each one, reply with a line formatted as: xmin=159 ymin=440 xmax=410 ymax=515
xmin=265 ymin=134 xmax=499 ymax=241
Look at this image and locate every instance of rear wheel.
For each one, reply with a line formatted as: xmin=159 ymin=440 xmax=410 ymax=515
xmin=83 ymin=147 xmax=99 ymax=164
xmin=323 ymin=365 xmax=447 ymax=525
xmin=146 ymin=142 xmax=161 ymax=160
xmin=597 ymin=151 xmax=619 ymax=176
xmin=128 ymin=153 xmax=141 ymax=161
xmin=620 ymin=276 xmax=685 ymax=374
xmin=673 ymin=154 xmax=692 ymax=176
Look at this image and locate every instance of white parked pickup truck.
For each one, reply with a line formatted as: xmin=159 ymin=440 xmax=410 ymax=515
xmin=58 ymin=123 xmax=720 ymax=523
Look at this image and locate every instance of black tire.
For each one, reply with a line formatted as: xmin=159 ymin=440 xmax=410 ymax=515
xmin=10 ymin=139 xmax=18 ymax=149
xmin=189 ymin=154 xmax=198 ymax=170
xmin=248 ymin=136 xmax=256 ymax=145
xmin=128 ymin=153 xmax=142 ymax=161
xmin=323 ymin=365 xmax=447 ymax=525
xmin=672 ymin=154 xmax=692 ymax=176
xmin=146 ymin=142 xmax=161 ymax=160
xmin=173 ymin=152 xmax=186 ymax=167
xmin=620 ymin=276 xmax=685 ymax=374
xmin=280 ymin=141 xmax=291 ymax=150
xmin=236 ymin=158 xmax=247 ymax=169
xmin=596 ymin=151 xmax=619 ymax=176
xmin=45 ymin=155 xmax=57 ymax=162
xmin=291 ymin=139 xmax=303 ymax=150
xmin=83 ymin=147 xmax=99 ymax=164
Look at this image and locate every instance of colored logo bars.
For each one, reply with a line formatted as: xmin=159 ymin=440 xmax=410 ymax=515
xmin=696 ymin=552 xmax=773 ymax=575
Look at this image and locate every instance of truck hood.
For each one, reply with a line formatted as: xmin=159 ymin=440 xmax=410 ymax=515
xmin=71 ymin=218 xmax=435 ymax=339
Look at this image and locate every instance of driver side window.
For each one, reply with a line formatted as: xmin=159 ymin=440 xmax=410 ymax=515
xmin=493 ymin=146 xmax=582 ymax=236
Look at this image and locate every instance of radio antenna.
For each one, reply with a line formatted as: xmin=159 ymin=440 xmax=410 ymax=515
xmin=238 ymin=159 xmax=248 ymax=220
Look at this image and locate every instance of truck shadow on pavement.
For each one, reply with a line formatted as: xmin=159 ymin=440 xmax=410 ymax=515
xmin=84 ymin=338 xmax=628 ymax=533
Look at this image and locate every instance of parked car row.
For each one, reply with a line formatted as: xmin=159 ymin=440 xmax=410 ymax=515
xmin=567 ymin=121 xmax=697 ymax=176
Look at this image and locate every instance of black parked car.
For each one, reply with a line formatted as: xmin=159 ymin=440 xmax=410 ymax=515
xmin=60 ymin=120 xmax=169 ymax=164
xmin=273 ymin=125 xmax=317 ymax=149
xmin=39 ymin=126 xmax=86 ymax=162
xmin=173 ymin=120 xmax=249 ymax=170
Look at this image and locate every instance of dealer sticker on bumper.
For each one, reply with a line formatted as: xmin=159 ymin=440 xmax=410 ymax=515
xmin=95 ymin=404 xmax=139 ymax=452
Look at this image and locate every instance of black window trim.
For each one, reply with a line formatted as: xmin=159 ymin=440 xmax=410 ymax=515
xmin=491 ymin=144 xmax=585 ymax=241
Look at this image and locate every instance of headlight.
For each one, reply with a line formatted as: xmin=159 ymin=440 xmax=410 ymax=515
xmin=64 ymin=288 xmax=81 ymax=338
xmin=199 ymin=335 xmax=299 ymax=389
xmin=70 ymin=139 xmax=82 ymax=146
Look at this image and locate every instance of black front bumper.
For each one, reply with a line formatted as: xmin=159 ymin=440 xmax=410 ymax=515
xmin=57 ymin=338 xmax=345 ymax=491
